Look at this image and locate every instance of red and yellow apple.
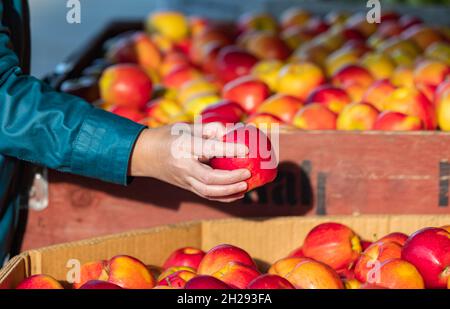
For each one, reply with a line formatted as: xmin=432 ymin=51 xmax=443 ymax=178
xmin=222 ymin=76 xmax=271 ymax=113
xmin=276 ymin=61 xmax=325 ymax=101
xmin=306 ymin=85 xmax=352 ymax=113
xmin=402 ymin=227 xmax=450 ymax=289
xmin=354 ymin=241 xmax=403 ymax=283
xmin=209 ymin=125 xmax=278 ymax=192
xmin=163 ymin=247 xmax=205 ymax=271
xmin=212 ymin=261 xmax=260 ymax=289
xmin=285 ymin=259 xmax=344 ymax=289
xmin=293 ymin=103 xmax=337 ymax=130
xmin=383 ymin=87 xmax=437 ymax=130
xmin=16 ymin=275 xmax=63 ymax=289
xmin=302 ymin=222 xmax=362 ymax=271
xmin=373 ymin=111 xmax=423 ymax=131
xmin=256 ymin=94 xmax=303 ymax=124
xmin=185 ymin=275 xmax=232 ymax=289
xmin=100 ymin=64 xmax=153 ymax=110
xmin=247 ymin=274 xmax=295 ymax=289
xmin=376 ymin=258 xmax=425 ymax=289
xmin=337 ymin=102 xmax=379 ymax=131
xmin=215 ymin=46 xmax=259 ymax=83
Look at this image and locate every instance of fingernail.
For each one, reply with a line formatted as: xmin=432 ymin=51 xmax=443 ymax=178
xmin=239 ymin=182 xmax=248 ymax=191
xmin=242 ymin=170 xmax=251 ymax=179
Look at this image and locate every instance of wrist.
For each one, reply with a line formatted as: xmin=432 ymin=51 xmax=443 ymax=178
xmin=129 ymin=128 xmax=158 ymax=178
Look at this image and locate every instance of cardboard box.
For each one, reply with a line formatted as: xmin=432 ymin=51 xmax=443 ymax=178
xmin=4 ymin=214 xmax=450 ymax=289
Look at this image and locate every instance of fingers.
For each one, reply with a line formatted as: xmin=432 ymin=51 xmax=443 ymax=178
xmin=191 ymin=136 xmax=248 ymax=159
xmin=201 ymin=122 xmax=227 ymax=140
xmin=192 ymin=163 xmax=251 ymax=185
xmin=209 ymin=193 xmax=246 ymax=203
xmin=188 ymin=177 xmax=248 ymax=199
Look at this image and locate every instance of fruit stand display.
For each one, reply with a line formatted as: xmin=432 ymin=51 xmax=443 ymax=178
xmin=20 ymin=0 xmax=450 ymax=252
xmin=2 ymin=215 xmax=450 ymax=289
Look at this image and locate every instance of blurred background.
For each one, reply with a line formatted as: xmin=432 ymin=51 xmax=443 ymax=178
xmin=29 ymin=0 xmax=449 ymax=77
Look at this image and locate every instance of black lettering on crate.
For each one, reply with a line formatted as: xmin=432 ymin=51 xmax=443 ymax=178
xmin=316 ymin=172 xmax=327 ymax=215
xmin=439 ymin=161 xmax=449 ymax=207
xmin=299 ymin=160 xmax=313 ymax=207
xmin=271 ymin=170 xmax=297 ymax=206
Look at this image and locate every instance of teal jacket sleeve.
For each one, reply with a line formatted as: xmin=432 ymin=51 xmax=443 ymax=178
xmin=0 ymin=5 xmax=146 ymax=185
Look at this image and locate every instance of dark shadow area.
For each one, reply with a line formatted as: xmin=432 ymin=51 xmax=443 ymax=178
xmin=49 ymin=160 xmax=314 ymax=219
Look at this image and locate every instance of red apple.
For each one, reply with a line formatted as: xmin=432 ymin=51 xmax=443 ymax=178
xmin=198 ymin=244 xmax=256 ymax=275
xmin=245 ymin=32 xmax=291 ymax=60
xmin=215 ymin=46 xmax=259 ymax=83
xmin=200 ymin=100 xmax=246 ymax=122
xmin=373 ymin=111 xmax=423 ymax=131
xmin=157 ymin=270 xmax=196 ymax=288
xmin=293 ymin=103 xmax=337 ymax=130
xmin=163 ymin=247 xmax=206 ymax=271
xmin=212 ymin=262 xmax=260 ymax=289
xmin=354 ymin=241 xmax=403 ymax=283
xmin=377 ymin=232 xmax=409 ymax=246
xmin=16 ymin=275 xmax=63 ymax=289
xmin=185 ymin=275 xmax=232 ymax=289
xmin=110 ymin=106 xmax=146 ymax=123
xmin=256 ymin=94 xmax=303 ymax=124
xmin=289 ymin=246 xmax=305 ymax=258
xmin=377 ymin=258 xmax=425 ymax=289
xmin=198 ymin=113 xmax=240 ymax=126
xmin=303 ymin=222 xmax=362 ymax=271
xmin=209 ymin=124 xmax=278 ymax=192
xmin=247 ymin=274 xmax=295 ymax=289
xmin=222 ymin=76 xmax=271 ymax=113
xmin=285 ymin=259 xmax=344 ymax=289
xmin=384 ymin=87 xmax=437 ymax=130
xmin=306 ymin=85 xmax=352 ymax=114
xmin=402 ymin=227 xmax=450 ymax=289
xmin=99 ymin=64 xmax=153 ymax=110
xmin=79 ymin=280 xmax=123 ymax=289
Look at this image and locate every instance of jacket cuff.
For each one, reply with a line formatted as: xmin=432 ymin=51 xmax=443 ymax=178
xmin=71 ymin=108 xmax=146 ymax=185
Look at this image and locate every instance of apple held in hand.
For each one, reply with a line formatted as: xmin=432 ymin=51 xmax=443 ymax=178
xmin=209 ymin=124 xmax=278 ymax=192
xmin=100 ymin=64 xmax=153 ymax=110
xmin=401 ymin=227 xmax=450 ymax=289
xmin=302 ymin=222 xmax=362 ymax=271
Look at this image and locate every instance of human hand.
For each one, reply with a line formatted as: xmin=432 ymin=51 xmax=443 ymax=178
xmin=130 ymin=123 xmax=251 ymax=202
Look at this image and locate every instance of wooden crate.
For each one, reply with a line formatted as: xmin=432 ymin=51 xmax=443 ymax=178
xmin=22 ymin=131 xmax=450 ymax=250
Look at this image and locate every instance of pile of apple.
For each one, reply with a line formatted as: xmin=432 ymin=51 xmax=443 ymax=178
xmin=88 ymin=8 xmax=450 ymax=131
xmin=16 ymin=222 xmax=450 ymax=289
